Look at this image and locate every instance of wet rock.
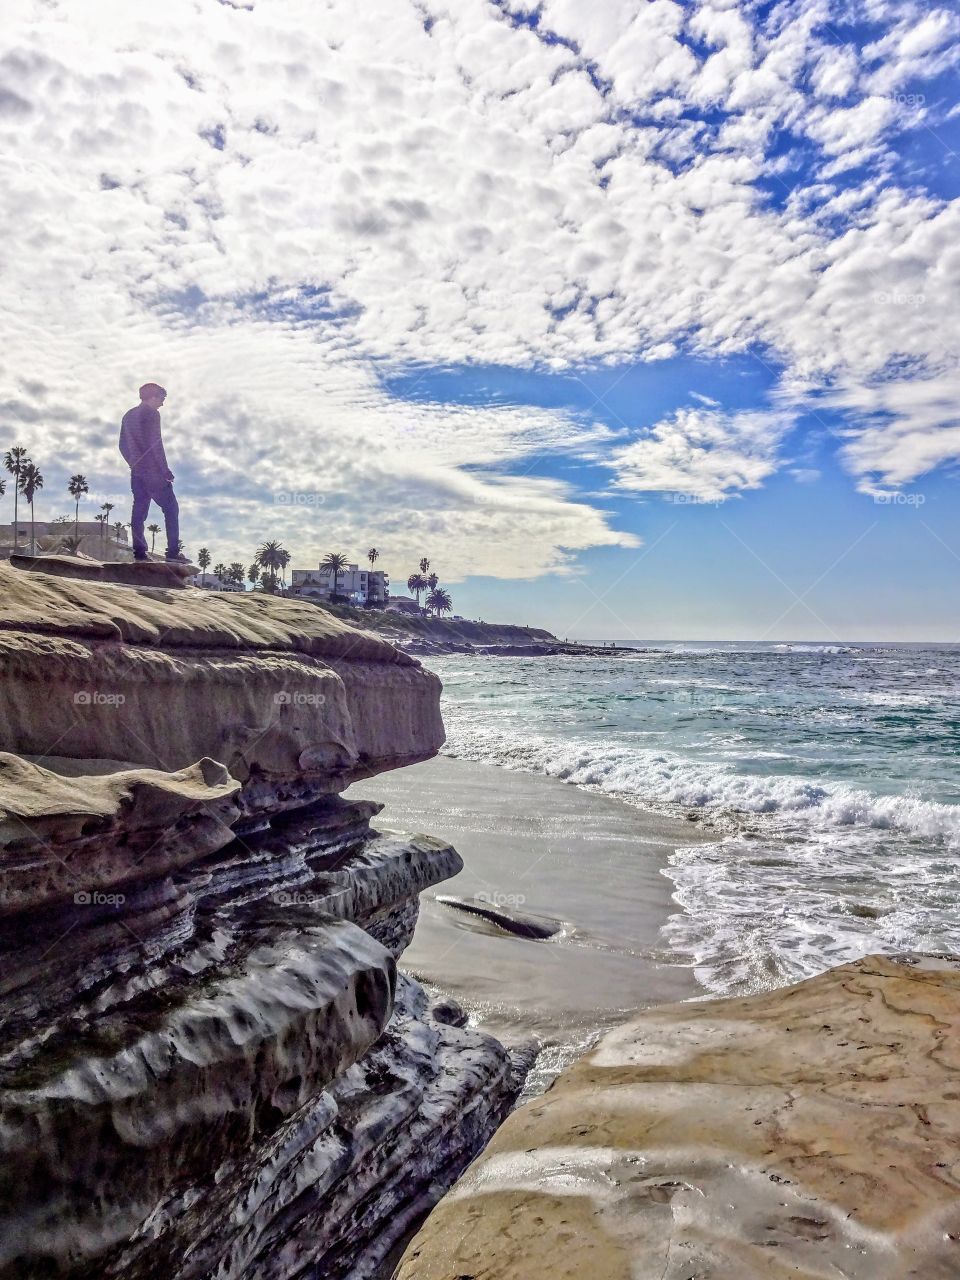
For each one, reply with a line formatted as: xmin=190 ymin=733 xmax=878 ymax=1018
xmin=0 ymin=571 xmax=524 ymax=1278
xmin=431 ymin=997 xmax=468 ymax=1027
xmin=435 ymin=894 xmax=563 ymax=940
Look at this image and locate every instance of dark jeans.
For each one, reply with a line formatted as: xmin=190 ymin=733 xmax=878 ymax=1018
xmin=130 ymin=473 xmax=179 ymax=559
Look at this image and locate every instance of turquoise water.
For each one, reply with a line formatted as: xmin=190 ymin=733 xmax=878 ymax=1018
xmin=429 ymin=644 xmax=960 ymax=996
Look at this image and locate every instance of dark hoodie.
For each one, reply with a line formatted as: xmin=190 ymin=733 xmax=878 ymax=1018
xmin=119 ymin=403 xmax=170 ymax=482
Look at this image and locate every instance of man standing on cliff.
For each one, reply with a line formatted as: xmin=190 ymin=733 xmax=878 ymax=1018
xmin=119 ymin=383 xmax=187 ymax=562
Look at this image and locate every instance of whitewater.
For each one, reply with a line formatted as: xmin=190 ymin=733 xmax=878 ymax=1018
xmin=429 ymin=644 xmax=960 ymax=997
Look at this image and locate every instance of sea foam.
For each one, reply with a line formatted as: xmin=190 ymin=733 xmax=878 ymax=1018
xmin=441 ymin=721 xmax=960 ymax=848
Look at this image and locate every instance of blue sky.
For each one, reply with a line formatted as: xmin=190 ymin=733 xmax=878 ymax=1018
xmin=2 ymin=0 xmax=960 ymax=638
xmin=387 ymin=353 xmax=960 ymax=640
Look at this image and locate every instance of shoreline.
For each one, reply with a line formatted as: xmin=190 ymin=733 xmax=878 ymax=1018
xmin=312 ymin=598 xmax=639 ymax=658
xmin=347 ymin=754 xmax=711 ymax=1093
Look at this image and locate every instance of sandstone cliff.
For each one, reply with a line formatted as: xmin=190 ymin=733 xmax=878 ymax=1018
xmin=0 ymin=562 xmax=522 ymax=1278
xmin=398 ymin=953 xmax=960 ymax=1280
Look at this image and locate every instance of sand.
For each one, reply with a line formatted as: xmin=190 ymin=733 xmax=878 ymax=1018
xmin=348 ymin=755 xmax=711 ymax=1089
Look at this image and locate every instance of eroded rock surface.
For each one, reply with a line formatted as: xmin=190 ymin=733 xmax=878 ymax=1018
xmin=0 ymin=562 xmax=443 ymax=794
xmin=10 ymin=551 xmax=197 ymax=589
xmin=0 ymin=567 xmax=522 ymax=1278
xmin=397 ymin=953 xmax=960 ymax=1280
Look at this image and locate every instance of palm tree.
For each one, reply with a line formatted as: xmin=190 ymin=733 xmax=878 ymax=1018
xmin=95 ymin=512 xmax=108 ymax=540
xmin=321 ymin=551 xmax=348 ymax=597
xmin=255 ymin=540 xmax=286 ymax=593
xmin=147 ymin=522 xmax=161 ymax=553
xmin=228 ymin=561 xmax=245 ymax=588
xmin=113 ymin=521 xmax=126 ymax=544
xmin=426 ymin=571 xmax=438 ymax=590
xmin=18 ymin=462 xmax=43 ymax=554
xmin=4 ymin=447 xmax=29 ymax=549
xmin=247 ymin=563 xmax=261 ymax=589
xmin=364 ymin=547 xmax=380 ymax=602
xmin=277 ymin=547 xmax=291 ymax=590
xmin=100 ymin=502 xmax=113 ymax=545
xmin=320 ymin=551 xmax=349 ymax=600
xmin=197 ymin=546 xmax=211 ymax=585
xmin=419 ymin=557 xmax=430 ymax=577
xmin=213 ymin=562 xmax=227 ymax=583
xmin=426 ymin=586 xmax=452 ymax=617
xmin=67 ymin=474 xmax=88 ymax=546
xmin=407 ymin=572 xmax=427 ymax=609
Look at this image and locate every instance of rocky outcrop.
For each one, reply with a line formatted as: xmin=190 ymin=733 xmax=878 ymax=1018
xmin=9 ymin=551 xmax=197 ymax=590
xmin=0 ymin=562 xmax=443 ymax=796
xmin=397 ymin=953 xmax=960 ymax=1280
xmin=0 ymin=564 xmax=522 ymax=1279
xmin=435 ymin=894 xmax=563 ymax=940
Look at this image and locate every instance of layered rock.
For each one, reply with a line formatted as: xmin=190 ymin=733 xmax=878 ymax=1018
xmin=0 ymin=562 xmax=442 ymax=795
xmin=9 ymin=551 xmax=197 ymax=590
xmin=397 ymin=953 xmax=960 ymax=1280
xmin=0 ymin=563 xmax=522 ymax=1278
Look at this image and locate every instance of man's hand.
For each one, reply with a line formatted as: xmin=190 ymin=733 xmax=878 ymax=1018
xmin=166 ymin=470 xmax=175 ymax=482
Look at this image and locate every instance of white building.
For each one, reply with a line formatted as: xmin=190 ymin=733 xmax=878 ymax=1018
xmin=290 ymin=562 xmax=389 ymax=605
xmin=5 ymin=519 xmax=129 ymax=560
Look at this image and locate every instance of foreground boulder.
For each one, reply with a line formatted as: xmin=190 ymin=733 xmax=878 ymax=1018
xmin=0 ymin=564 xmax=523 ymax=1278
xmin=397 ymin=953 xmax=960 ymax=1280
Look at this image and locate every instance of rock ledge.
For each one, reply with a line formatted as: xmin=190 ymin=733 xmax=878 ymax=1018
xmin=0 ymin=567 xmax=522 ymax=1279
xmin=398 ymin=953 xmax=960 ymax=1280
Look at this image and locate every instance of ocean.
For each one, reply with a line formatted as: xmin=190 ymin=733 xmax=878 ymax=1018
xmin=429 ymin=644 xmax=960 ymax=999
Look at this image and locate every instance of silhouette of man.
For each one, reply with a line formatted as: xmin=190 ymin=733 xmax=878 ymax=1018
xmin=119 ymin=383 xmax=186 ymax=562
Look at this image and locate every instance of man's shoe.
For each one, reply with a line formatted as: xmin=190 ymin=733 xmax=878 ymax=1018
xmin=165 ymin=552 xmax=191 ymax=564
xmin=133 ymin=554 xmax=150 ymax=562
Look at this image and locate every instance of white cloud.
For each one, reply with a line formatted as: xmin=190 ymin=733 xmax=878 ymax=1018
xmin=863 ymin=7 xmax=960 ymax=93
xmin=805 ymin=95 xmax=897 ymax=156
xmin=810 ymin=44 xmax=860 ymax=100
xmin=0 ymin=0 xmax=957 ymax=575
xmin=824 ymin=370 xmax=960 ymax=490
xmin=609 ymin=407 xmax=795 ymax=501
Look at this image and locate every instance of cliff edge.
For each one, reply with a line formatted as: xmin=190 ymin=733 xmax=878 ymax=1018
xmin=0 ymin=563 xmax=523 ymax=1279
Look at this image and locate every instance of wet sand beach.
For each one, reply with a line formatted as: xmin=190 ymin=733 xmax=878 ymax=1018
xmin=348 ymin=755 xmax=711 ymax=1089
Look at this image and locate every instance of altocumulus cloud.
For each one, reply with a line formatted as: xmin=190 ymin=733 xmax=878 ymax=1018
xmin=0 ymin=0 xmax=958 ymax=574
xmin=609 ymin=407 xmax=796 ymax=503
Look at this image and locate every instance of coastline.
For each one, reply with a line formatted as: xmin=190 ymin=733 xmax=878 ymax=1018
xmin=347 ymin=754 xmax=710 ymax=1092
xmin=313 ymin=599 xmax=633 ymax=658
